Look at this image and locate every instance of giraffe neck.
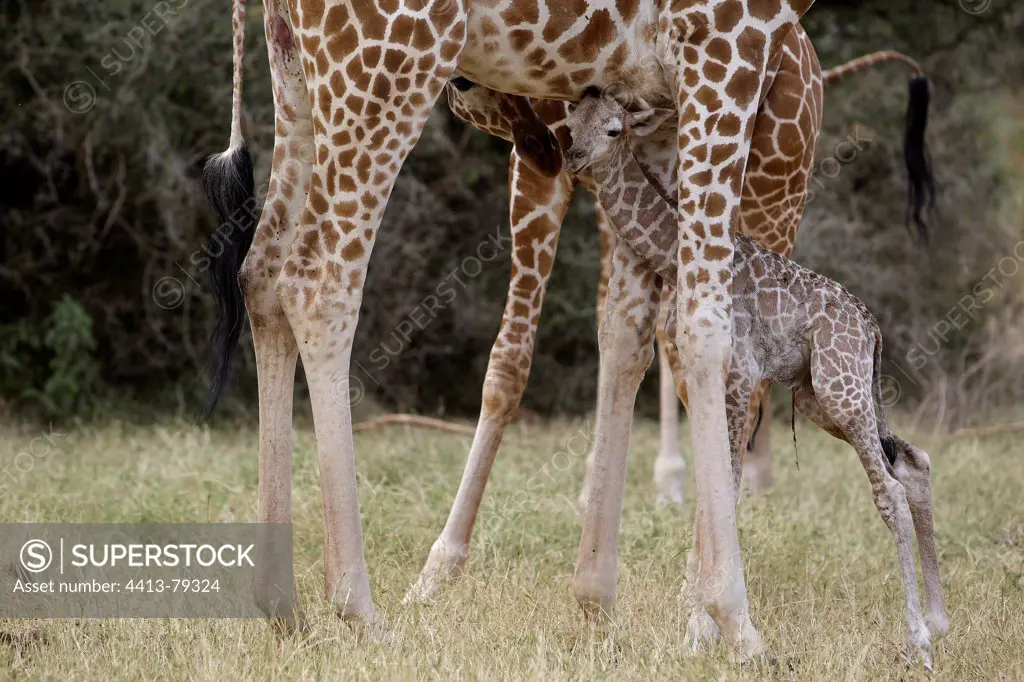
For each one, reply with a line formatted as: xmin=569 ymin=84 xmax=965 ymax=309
xmin=590 ymin=140 xmax=679 ymax=279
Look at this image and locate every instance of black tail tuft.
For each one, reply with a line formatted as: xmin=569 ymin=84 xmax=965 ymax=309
xmin=880 ymin=433 xmax=900 ymax=467
xmin=197 ymin=144 xmax=257 ymax=422
xmin=904 ymin=75 xmax=935 ymax=244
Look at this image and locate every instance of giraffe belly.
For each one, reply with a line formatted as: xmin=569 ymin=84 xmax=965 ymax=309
xmin=458 ymin=0 xmax=671 ymax=105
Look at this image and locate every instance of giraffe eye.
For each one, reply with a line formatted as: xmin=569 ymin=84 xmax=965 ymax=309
xmin=607 ymin=128 xmax=621 ymax=138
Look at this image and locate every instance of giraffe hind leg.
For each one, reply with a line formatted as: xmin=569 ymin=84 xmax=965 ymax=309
xmin=239 ymin=0 xmax=314 ymax=634
xmin=810 ymin=344 xmax=932 ymax=668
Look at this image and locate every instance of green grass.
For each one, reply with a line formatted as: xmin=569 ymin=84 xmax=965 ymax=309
xmin=0 ymin=412 xmax=1021 ymax=680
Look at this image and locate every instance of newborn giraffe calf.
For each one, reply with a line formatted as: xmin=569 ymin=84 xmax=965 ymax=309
xmin=562 ymin=92 xmax=948 ymax=667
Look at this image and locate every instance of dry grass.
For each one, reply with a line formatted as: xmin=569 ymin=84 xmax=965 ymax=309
xmin=0 ymin=412 xmax=1021 ymax=680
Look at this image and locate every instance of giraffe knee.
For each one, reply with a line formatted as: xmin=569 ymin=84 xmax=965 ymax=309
xmin=480 ymin=351 xmax=531 ymax=421
xmin=240 ymin=246 xmax=285 ymax=326
xmin=600 ymin=330 xmax=655 ymax=384
xmin=873 ymin=476 xmax=910 ymax=530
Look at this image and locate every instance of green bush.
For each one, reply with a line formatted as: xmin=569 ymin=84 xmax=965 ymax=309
xmin=0 ymin=296 xmax=100 ymax=417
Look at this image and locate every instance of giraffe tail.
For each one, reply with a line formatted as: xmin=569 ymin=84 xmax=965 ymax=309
xmin=904 ymin=74 xmax=934 ymax=244
xmin=198 ymin=0 xmax=256 ymax=421
xmin=870 ymin=325 xmax=900 ymax=466
xmin=823 ymin=51 xmax=934 ymax=244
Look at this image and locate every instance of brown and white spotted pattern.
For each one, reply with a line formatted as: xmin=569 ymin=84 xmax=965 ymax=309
xmin=409 ymin=24 xmax=823 ymax=604
xmin=211 ymin=0 xmax=827 ymax=660
xmin=562 ymin=92 xmax=949 ymax=667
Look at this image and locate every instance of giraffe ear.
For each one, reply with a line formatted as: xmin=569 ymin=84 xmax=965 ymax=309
xmin=628 ymin=108 xmax=674 ymax=137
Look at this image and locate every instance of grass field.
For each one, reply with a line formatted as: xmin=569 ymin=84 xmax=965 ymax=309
xmin=0 ymin=412 xmax=1021 ymax=680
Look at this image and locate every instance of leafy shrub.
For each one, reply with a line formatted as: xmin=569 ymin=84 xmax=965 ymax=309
xmin=0 ymin=296 xmax=100 ymax=417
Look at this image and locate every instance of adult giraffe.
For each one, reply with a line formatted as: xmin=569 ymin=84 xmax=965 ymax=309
xmin=204 ymin=0 xmax=830 ymax=659
xmin=410 ymin=40 xmax=931 ymax=603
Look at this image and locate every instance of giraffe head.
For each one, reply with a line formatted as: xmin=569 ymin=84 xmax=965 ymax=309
xmin=562 ymin=88 xmax=673 ymax=174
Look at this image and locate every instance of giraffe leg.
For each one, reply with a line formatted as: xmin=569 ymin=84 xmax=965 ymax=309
xmin=245 ymin=0 xmax=313 ymax=634
xmin=579 ymin=203 xmax=615 ymax=507
xmin=890 ymin=441 xmax=948 ymax=640
xmin=736 ymin=26 xmax=824 ymax=496
xmin=683 ymin=358 xmax=756 ymax=652
xmin=582 ymin=210 xmax=686 ymax=511
xmin=654 ymin=297 xmax=686 ymax=508
xmin=742 ymin=391 xmax=774 ymax=493
xmin=795 ymin=381 xmax=948 ymax=641
xmin=663 ymin=1 xmax=815 ymax=658
xmin=407 ymin=152 xmax=572 ymax=602
xmin=810 ymin=350 xmax=931 ymax=668
xmin=278 ymin=0 xmax=467 ymax=629
xmin=663 ymin=326 xmax=718 ymax=634
xmin=573 ymin=240 xmax=659 ymax=621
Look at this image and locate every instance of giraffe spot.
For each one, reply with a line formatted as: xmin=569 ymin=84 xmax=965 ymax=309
xmin=440 ymin=39 xmax=462 ymax=62
xmin=336 ymin=201 xmax=358 ymax=218
xmin=703 ymin=60 xmax=728 ymax=83
xmin=301 ymin=0 xmax=325 ymax=29
xmin=736 ymin=27 xmax=767 ymax=69
xmin=694 ymin=85 xmax=722 ymax=110
xmin=337 ymin=172 xmax=357 ymax=193
xmin=616 ymin=0 xmax=640 ymax=22
xmin=352 ymin=1 xmax=387 ymax=40
xmin=501 ymin=0 xmax=539 ymax=25
xmin=557 ymin=8 xmax=614 ymax=63
xmin=705 ymin=244 xmax=731 ymax=262
xmin=710 ymin=143 xmax=738 ymax=166
xmin=309 ymin=188 xmax=328 ymax=214
xmin=326 ymin=25 xmax=358 ymax=61
xmin=750 ymin=0 xmax=782 ymax=21
xmin=355 ymin=154 xmax=372 ymax=183
xmin=390 ymin=15 xmax=415 ymax=44
xmin=323 ymin=221 xmax=341 ymax=252
xmin=713 ymin=0 xmax=745 ymax=32
xmin=345 ymin=95 xmax=365 ymax=116
xmin=372 ymin=74 xmax=391 ymax=100
xmin=341 ymin=240 xmax=365 ymax=261
xmin=542 ymin=0 xmax=587 ymax=42
xmin=570 ymin=67 xmax=596 ymax=85
xmin=718 ymin=112 xmax=742 ymax=137
xmin=412 ymin=18 xmax=435 ymax=50
xmin=725 ymin=66 xmax=759 ymax=109
xmin=324 ymin=4 xmax=348 ymax=33
xmin=383 ymin=48 xmax=406 ymax=72
xmin=705 ymin=193 xmax=727 ymax=217
xmin=316 ymin=84 xmax=332 ymax=121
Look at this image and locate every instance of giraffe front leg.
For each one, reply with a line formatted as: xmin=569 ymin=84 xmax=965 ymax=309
xmin=408 ymin=152 xmax=572 ymax=603
xmin=280 ymin=0 xmax=467 ymax=632
xmin=663 ymin=7 xmax=809 ymax=663
xmin=573 ymin=241 xmax=660 ymax=621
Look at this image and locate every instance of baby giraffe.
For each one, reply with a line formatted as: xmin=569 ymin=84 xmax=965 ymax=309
xmin=563 ymin=91 xmax=948 ymax=667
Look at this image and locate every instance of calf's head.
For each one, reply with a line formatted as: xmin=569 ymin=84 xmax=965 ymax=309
xmin=562 ymin=89 xmax=673 ymax=174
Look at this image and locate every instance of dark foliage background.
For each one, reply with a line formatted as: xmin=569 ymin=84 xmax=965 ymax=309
xmin=1 ymin=0 xmax=1021 ymax=427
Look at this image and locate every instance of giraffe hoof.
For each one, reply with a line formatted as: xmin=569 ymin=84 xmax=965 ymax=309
xmin=404 ymin=538 xmax=468 ymax=603
xmin=351 ymin=612 xmax=391 ymax=644
xmin=682 ymin=606 xmax=721 ymax=654
xmin=905 ymin=626 xmax=934 ymax=672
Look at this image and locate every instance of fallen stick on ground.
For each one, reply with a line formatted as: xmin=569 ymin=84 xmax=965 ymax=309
xmin=352 ymin=414 xmax=476 ymax=436
xmin=950 ymin=421 xmax=1024 ymax=439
